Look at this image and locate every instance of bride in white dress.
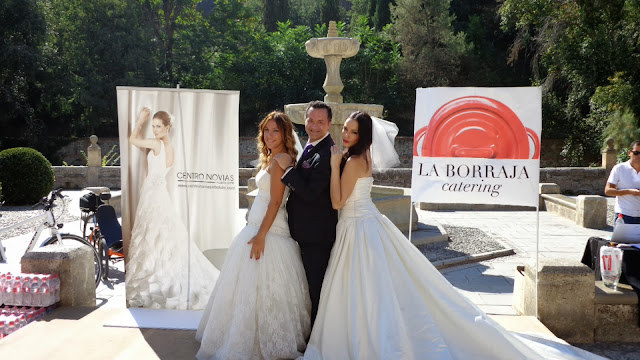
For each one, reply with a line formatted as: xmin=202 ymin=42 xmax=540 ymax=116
xmin=304 ymin=111 xmax=604 ymax=360
xmin=196 ymin=111 xmax=311 ymax=360
xmin=126 ymin=107 xmax=219 ymax=310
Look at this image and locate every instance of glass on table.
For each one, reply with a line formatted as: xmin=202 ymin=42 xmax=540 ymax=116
xmin=600 ymin=245 xmax=624 ymax=290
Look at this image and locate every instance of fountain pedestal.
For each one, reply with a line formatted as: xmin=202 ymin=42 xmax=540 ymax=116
xmin=280 ymin=21 xmax=416 ymax=231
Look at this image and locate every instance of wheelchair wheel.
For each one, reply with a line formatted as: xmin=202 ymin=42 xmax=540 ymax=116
xmin=99 ymin=237 xmax=109 ymax=279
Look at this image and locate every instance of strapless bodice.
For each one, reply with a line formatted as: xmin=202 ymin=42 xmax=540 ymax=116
xmin=339 ymin=177 xmax=377 ymax=220
xmin=146 ymin=141 xmax=170 ymax=186
xmin=247 ymin=169 xmax=291 ymax=237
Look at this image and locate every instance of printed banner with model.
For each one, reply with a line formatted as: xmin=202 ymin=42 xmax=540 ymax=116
xmin=411 ymin=87 xmax=541 ymax=207
xmin=116 ymin=87 xmax=239 ymax=310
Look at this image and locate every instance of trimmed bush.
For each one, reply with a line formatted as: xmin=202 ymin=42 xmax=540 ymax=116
xmin=0 ymin=148 xmax=55 ymax=205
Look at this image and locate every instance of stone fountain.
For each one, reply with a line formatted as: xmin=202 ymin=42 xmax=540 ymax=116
xmin=284 ymin=21 xmax=384 ymax=146
xmin=252 ymin=21 xmax=417 ymax=232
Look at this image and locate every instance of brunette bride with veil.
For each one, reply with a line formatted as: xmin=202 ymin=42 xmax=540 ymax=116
xmin=126 ymin=107 xmax=219 ymax=310
xmin=301 ymin=111 xmax=605 ymax=360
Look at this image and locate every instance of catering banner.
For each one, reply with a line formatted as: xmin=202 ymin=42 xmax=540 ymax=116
xmin=117 ymin=87 xmax=239 ymax=309
xmin=411 ymin=87 xmax=541 ymax=207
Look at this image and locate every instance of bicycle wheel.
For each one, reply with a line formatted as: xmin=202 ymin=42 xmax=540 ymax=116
xmin=98 ymin=237 xmax=109 ymax=280
xmin=42 ymin=234 xmax=102 ymax=288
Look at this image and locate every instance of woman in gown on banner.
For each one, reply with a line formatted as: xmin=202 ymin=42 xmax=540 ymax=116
xmin=196 ymin=111 xmax=310 ymax=360
xmin=302 ymin=111 xmax=605 ymax=360
xmin=126 ymin=107 xmax=220 ymax=310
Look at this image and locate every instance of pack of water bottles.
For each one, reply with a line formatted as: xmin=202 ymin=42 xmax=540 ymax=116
xmin=0 ymin=306 xmax=51 ymax=339
xmin=0 ymin=272 xmax=60 ymax=307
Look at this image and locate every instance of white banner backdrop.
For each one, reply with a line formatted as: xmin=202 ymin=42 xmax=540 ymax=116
xmin=117 ymin=87 xmax=239 ymax=309
xmin=411 ymin=87 xmax=541 ymax=207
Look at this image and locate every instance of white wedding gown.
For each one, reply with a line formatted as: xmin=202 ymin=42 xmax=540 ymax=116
xmin=126 ymin=141 xmax=220 ymax=310
xmin=196 ymin=169 xmax=311 ymax=360
xmin=304 ymin=177 xmax=605 ymax=360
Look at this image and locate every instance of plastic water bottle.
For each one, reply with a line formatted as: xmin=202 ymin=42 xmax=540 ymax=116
xmin=3 ymin=274 xmax=14 ymax=305
xmin=39 ymin=281 xmax=51 ymax=307
xmin=7 ymin=319 xmax=15 ymax=335
xmin=29 ymin=277 xmax=40 ymax=307
xmin=51 ymin=274 xmax=60 ymax=302
xmin=21 ymin=277 xmax=32 ymax=306
xmin=616 ymin=213 xmax=625 ymax=227
xmin=0 ymin=273 xmax=6 ymax=305
xmin=11 ymin=275 xmax=23 ymax=305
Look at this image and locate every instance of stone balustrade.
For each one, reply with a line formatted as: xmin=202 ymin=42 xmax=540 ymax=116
xmin=539 ymin=183 xmax=607 ymax=229
xmin=513 ymin=258 xmax=640 ymax=343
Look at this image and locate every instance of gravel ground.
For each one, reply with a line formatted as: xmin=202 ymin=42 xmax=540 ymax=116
xmin=415 ymin=225 xmax=507 ymax=262
xmin=0 ymin=200 xmax=80 ymax=240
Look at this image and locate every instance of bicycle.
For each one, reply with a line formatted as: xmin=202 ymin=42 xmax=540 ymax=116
xmin=0 ymin=189 xmax=102 ymax=286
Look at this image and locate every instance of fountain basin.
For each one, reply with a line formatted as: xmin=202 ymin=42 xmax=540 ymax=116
xmin=305 ymin=37 xmax=360 ymax=58
xmin=245 ymin=183 xmax=417 ymax=231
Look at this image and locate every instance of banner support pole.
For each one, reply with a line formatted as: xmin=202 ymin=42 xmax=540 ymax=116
xmin=535 ymin=204 xmax=540 ymax=319
xmin=408 ymin=201 xmax=414 ymax=242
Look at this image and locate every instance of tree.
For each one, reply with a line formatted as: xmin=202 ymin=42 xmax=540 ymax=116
xmin=450 ymin=0 xmax=531 ymax=87
xmin=500 ymin=0 xmax=640 ymax=164
xmin=138 ymin=0 xmax=205 ymax=86
xmin=341 ymin=16 xmax=404 ymax=128
xmin=40 ymin=0 xmax=159 ymax=138
xmin=0 ymin=0 xmax=46 ymax=149
xmin=373 ymin=0 xmax=392 ymax=31
xmin=390 ymin=0 xmax=469 ymax=89
xmin=263 ymin=0 xmax=289 ymax=31
xmin=321 ymin=0 xmax=340 ymax=25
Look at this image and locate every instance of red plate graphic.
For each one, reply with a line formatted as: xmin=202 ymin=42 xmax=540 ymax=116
xmin=414 ymin=96 xmax=539 ymax=159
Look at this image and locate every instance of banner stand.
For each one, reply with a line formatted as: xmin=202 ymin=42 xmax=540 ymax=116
xmin=408 ymin=201 xmax=414 ymax=242
xmin=535 ymin=205 xmax=540 ymax=319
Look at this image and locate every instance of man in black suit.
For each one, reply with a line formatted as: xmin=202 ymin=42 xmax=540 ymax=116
xmin=280 ymin=100 xmax=338 ymax=326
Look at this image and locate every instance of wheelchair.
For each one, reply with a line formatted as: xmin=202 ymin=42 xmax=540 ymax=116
xmin=80 ymin=188 xmax=123 ymax=280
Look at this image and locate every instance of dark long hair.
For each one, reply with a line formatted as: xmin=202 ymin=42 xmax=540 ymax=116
xmin=342 ymin=111 xmax=373 ymax=172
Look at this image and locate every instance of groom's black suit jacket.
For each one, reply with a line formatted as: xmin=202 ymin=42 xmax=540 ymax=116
xmin=282 ymin=135 xmax=338 ymax=246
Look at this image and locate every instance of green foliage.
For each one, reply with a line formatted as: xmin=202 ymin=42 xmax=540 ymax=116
xmin=263 ymin=0 xmax=289 ymax=31
xmin=321 ymin=0 xmax=340 ymax=25
xmin=499 ymin=0 xmax=640 ymax=165
xmin=211 ymin=21 xmax=324 ymax=134
xmin=603 ymin=109 xmax=640 ymax=161
xmin=101 ymin=145 xmax=121 ymax=166
xmin=11 ymin=0 xmax=640 ymax=165
xmin=341 ymin=16 xmax=406 ymax=130
xmin=373 ymin=0 xmax=392 ymax=31
xmin=0 ymin=148 xmax=54 ymax=205
xmin=390 ymin=0 xmax=470 ymax=89
xmin=68 ymin=144 xmax=119 ymax=166
xmin=0 ymin=0 xmax=47 ymax=150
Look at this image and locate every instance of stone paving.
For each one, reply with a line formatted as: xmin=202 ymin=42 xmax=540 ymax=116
xmin=0 ymin=192 xmax=632 ymax=358
xmin=426 ymin=209 xmax=611 ymax=315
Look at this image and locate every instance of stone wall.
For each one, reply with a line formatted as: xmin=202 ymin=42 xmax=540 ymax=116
xmin=56 ymin=136 xmax=416 ymax=168
xmin=539 ymin=167 xmax=608 ymax=195
xmin=53 ymin=166 xmax=121 ymax=189
xmin=53 ymin=165 xmax=609 ymax=195
xmin=54 ymin=136 xmax=573 ymax=168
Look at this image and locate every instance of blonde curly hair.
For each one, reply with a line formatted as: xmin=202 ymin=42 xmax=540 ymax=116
xmin=257 ymin=111 xmax=298 ymax=170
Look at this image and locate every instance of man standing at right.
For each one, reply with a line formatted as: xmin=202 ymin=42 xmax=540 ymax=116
xmin=280 ymin=101 xmax=338 ymax=326
xmin=605 ymin=140 xmax=640 ymax=223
